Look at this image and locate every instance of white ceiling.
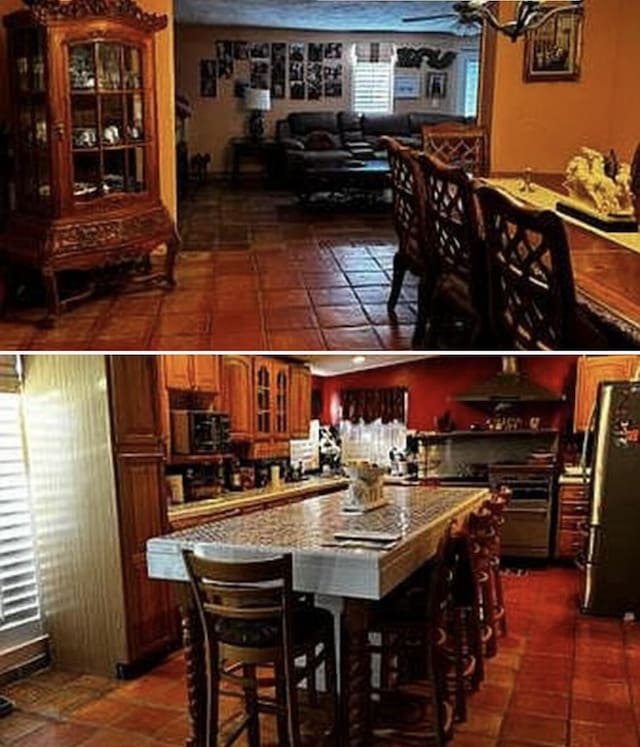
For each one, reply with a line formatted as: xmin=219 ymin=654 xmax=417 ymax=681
xmin=302 ymin=354 xmax=435 ymax=376
xmin=174 ymin=1 xmax=469 ymax=34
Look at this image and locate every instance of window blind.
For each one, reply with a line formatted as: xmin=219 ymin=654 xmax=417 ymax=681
xmin=352 ymin=61 xmax=394 ymax=114
xmin=0 ymin=357 xmax=41 ymax=636
xmin=463 ymin=58 xmax=480 ymax=118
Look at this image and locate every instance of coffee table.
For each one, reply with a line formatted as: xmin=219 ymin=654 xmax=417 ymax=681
xmin=299 ymin=158 xmax=391 ymax=203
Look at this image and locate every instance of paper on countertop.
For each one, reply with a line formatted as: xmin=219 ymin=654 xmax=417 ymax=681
xmin=334 ymin=529 xmax=402 ymax=542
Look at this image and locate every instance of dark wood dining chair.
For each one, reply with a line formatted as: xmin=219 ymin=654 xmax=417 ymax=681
xmin=182 ymin=550 xmax=339 ymax=747
xmin=380 ymin=137 xmax=429 ymax=318
xmin=414 ymin=152 xmax=488 ymax=347
xmin=475 ymin=184 xmax=607 ymax=350
xmin=421 ymin=123 xmax=489 ymax=177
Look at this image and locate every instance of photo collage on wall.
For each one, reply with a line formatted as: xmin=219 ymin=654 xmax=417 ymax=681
xmin=200 ymin=39 xmax=343 ymax=101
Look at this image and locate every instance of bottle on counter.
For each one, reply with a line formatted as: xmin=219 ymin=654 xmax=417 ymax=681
xmin=229 ymin=459 xmax=243 ymax=491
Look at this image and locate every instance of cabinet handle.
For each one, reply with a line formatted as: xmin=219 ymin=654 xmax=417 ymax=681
xmin=53 ymin=121 xmax=65 ymax=141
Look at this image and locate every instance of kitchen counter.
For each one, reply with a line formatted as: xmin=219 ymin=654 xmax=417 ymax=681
xmin=167 ymin=475 xmax=348 ymax=525
xmin=150 ymin=483 xmax=489 ymax=600
xmin=148 ymin=482 xmax=489 ymax=747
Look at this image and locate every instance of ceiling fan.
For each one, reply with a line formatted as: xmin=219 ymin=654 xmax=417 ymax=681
xmin=403 ymin=1 xmax=584 ymax=42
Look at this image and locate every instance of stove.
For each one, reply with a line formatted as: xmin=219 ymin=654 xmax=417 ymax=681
xmin=489 ymin=462 xmax=557 ymax=559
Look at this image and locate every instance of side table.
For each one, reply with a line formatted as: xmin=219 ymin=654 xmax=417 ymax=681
xmin=230 ymin=137 xmax=284 ymax=187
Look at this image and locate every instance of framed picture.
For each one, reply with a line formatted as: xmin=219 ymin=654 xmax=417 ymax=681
xmin=200 ymin=60 xmax=217 ymax=98
xmin=395 ymin=71 xmax=421 ymax=99
xmin=426 ymin=72 xmax=447 ymax=100
xmin=524 ymin=8 xmax=583 ymax=81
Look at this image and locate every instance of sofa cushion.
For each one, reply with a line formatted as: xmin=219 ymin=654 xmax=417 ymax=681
xmin=338 ymin=111 xmax=363 ymax=143
xmin=362 ymin=113 xmax=411 ymax=137
xmin=304 ymin=130 xmax=340 ymax=151
xmin=288 ymin=112 xmax=339 ymax=136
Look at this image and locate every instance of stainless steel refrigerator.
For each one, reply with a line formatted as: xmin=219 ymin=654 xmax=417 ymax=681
xmin=581 ymin=380 xmax=640 ymax=617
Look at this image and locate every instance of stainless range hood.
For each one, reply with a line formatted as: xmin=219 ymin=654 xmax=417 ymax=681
xmin=454 ymin=357 xmax=565 ymax=404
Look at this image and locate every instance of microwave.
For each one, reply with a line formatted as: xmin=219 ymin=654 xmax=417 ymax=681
xmin=171 ymin=410 xmax=231 ymax=455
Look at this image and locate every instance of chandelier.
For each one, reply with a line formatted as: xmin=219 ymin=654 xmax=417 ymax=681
xmin=454 ymin=1 xmax=584 ymax=42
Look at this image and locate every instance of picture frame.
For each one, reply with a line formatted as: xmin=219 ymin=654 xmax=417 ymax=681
xmin=395 ymin=71 xmax=421 ymax=100
xmin=524 ymin=8 xmax=583 ymax=82
xmin=200 ymin=59 xmax=217 ymax=98
xmin=425 ymin=72 xmax=447 ymax=100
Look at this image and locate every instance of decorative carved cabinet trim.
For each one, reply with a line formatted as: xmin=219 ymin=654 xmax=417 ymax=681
xmin=0 ymin=0 xmax=179 ymax=324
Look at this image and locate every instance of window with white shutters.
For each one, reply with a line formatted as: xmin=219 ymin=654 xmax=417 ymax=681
xmin=352 ymin=43 xmax=395 ymax=115
xmin=463 ymin=57 xmax=480 ymax=118
xmin=0 ymin=356 xmax=41 ymax=646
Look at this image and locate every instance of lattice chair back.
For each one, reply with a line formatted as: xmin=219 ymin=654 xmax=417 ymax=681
xmin=416 ymin=152 xmax=486 ymax=317
xmin=381 ymin=136 xmax=427 ymax=274
xmin=475 ymin=185 xmax=577 ymax=350
xmin=422 ymin=123 xmax=489 ymax=177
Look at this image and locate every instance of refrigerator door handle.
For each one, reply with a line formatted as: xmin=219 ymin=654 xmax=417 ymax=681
xmin=586 ymin=524 xmax=602 ymax=564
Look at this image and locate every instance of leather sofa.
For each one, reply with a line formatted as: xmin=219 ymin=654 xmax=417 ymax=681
xmin=276 ymin=110 xmax=472 ymax=188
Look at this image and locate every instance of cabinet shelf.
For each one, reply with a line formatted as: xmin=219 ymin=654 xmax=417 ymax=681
xmin=168 ymin=453 xmax=234 ymax=467
xmin=72 ymin=142 xmax=148 ymax=153
xmin=71 ymin=88 xmax=145 ymax=95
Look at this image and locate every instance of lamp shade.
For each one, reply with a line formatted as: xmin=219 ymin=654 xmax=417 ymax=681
xmin=244 ymin=88 xmax=271 ymax=111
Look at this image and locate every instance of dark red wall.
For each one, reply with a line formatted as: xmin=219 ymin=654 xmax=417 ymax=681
xmin=314 ymin=356 xmax=578 ymax=431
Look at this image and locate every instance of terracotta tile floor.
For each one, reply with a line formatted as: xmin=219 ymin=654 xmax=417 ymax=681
xmin=1 ymin=567 xmax=639 ymax=746
xmin=0 ymin=184 xmax=427 ymax=352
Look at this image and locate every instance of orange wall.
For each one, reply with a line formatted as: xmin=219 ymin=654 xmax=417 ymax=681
xmin=490 ymin=0 xmax=638 ymax=174
xmin=175 ymin=25 xmax=479 ymax=173
xmin=609 ymin=0 xmax=640 ymax=160
xmin=0 ymin=0 xmax=176 ymax=218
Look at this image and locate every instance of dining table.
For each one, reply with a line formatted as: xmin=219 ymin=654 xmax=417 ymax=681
xmin=146 ymin=482 xmax=490 ymax=747
xmin=481 ymin=176 xmax=640 ymax=348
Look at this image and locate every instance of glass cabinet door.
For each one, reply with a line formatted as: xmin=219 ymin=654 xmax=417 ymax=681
xmin=68 ymin=40 xmax=147 ymax=202
xmin=275 ymin=370 xmax=288 ymax=435
xmin=256 ymin=364 xmax=271 ymax=435
xmin=12 ymin=26 xmax=51 ymax=211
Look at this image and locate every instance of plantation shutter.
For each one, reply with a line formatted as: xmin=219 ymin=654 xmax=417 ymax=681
xmin=463 ymin=58 xmax=480 ymax=117
xmin=0 ymin=356 xmax=41 ymax=638
xmin=352 ymin=42 xmax=395 ymax=114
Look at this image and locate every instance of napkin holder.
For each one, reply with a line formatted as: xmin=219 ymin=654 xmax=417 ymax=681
xmin=341 ymin=463 xmax=387 ymax=514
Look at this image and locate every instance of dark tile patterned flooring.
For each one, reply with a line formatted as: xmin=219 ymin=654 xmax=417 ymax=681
xmin=1 ymin=568 xmax=639 ymax=746
xmin=0 ymin=184 xmax=425 ymax=352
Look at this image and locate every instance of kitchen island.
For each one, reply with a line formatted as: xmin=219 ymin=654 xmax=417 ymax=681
xmin=148 ymin=483 xmax=489 ymax=746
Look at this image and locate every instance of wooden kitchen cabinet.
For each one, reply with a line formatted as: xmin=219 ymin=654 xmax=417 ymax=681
xmin=107 ymin=356 xmax=176 ymax=673
xmin=555 ymin=481 xmax=589 ymax=561
xmin=163 ymin=355 xmax=221 ymax=393
xmin=574 ymin=356 xmax=640 ymax=431
xmin=222 ymin=355 xmax=253 ymax=440
xmin=272 ymin=359 xmax=290 ymax=441
xmin=290 ymin=365 xmax=312 ymax=439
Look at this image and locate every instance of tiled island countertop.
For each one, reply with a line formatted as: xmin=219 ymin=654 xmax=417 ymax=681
xmin=149 ymin=484 xmax=489 ymax=600
xmin=167 ymin=475 xmax=349 ymax=527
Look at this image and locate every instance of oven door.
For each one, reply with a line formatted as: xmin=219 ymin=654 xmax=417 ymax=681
xmin=501 ymin=498 xmax=551 ymax=559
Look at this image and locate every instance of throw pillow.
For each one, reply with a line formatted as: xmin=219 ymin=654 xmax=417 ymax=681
xmin=305 ymin=130 xmax=337 ymax=151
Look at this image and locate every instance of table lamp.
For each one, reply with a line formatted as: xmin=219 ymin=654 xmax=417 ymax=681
xmin=245 ymin=88 xmax=271 ymax=141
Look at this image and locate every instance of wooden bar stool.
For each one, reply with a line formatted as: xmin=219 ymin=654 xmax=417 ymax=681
xmin=468 ymin=509 xmax=499 ymax=659
xmin=367 ymin=520 xmax=484 ymax=742
xmin=182 ymin=550 xmax=339 ymax=747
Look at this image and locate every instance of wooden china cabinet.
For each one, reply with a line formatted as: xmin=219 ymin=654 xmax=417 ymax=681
xmin=0 ymin=0 xmax=179 ymax=323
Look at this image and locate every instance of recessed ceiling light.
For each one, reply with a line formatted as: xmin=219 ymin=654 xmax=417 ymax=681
xmin=352 ymin=356 xmax=366 ymax=365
